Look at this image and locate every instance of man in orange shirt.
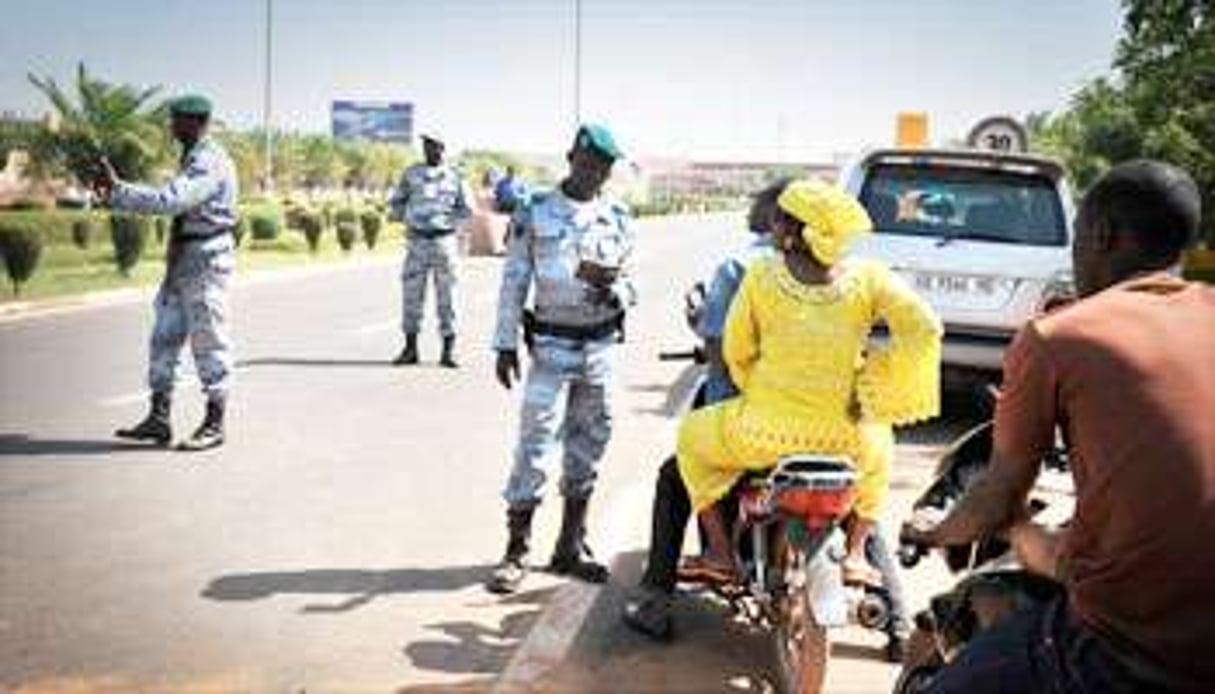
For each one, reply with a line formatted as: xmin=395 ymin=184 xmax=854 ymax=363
xmin=904 ymin=160 xmax=1215 ymax=692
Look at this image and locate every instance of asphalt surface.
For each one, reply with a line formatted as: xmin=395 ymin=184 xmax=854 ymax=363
xmin=0 ymin=212 xmax=981 ymax=693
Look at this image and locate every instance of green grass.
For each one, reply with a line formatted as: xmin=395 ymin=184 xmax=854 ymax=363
xmin=1 ymin=222 xmax=406 ymax=303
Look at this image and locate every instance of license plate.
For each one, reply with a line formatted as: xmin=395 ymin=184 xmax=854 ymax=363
xmin=913 ymin=273 xmax=999 ymax=295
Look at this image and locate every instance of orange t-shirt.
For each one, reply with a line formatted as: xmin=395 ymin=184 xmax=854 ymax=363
xmin=995 ymin=274 xmax=1215 ymax=686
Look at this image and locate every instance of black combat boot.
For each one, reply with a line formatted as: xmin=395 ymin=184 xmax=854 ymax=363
xmin=393 ymin=333 xmax=419 ymax=366
xmin=115 ymin=391 xmax=172 ymax=446
xmin=179 ymin=397 xmax=225 ymax=451
xmin=439 ymin=336 xmax=459 ymax=369
xmin=487 ymin=504 xmax=536 ymax=594
xmin=549 ymin=495 xmax=609 ymax=583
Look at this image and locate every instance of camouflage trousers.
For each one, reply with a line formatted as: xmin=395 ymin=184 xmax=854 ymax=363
xmin=148 ymin=237 xmax=234 ymax=398
xmin=503 ymin=335 xmax=615 ymax=507
xmin=400 ymin=233 xmax=459 ymax=338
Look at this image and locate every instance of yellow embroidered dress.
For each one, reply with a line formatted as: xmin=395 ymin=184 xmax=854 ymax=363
xmin=677 ymin=255 xmax=942 ymax=514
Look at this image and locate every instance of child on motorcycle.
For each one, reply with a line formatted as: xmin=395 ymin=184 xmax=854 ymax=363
xmin=677 ymin=178 xmax=942 ymax=583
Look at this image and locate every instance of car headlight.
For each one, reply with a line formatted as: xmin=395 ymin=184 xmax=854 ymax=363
xmin=1039 ymin=271 xmax=1075 ymax=313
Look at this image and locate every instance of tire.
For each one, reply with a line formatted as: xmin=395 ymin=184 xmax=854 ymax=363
xmin=772 ymin=549 xmax=829 ymax=694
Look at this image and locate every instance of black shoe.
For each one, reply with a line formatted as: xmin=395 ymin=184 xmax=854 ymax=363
xmin=622 ymin=587 xmax=673 ymax=641
xmin=549 ymin=495 xmax=609 ymax=584
xmin=393 ymin=334 xmax=419 ymax=366
xmin=486 ymin=505 xmax=536 ymax=595
xmin=115 ymin=391 xmax=172 ymax=446
xmin=439 ymin=336 xmax=459 ymax=369
xmin=179 ymin=398 xmax=225 ymax=452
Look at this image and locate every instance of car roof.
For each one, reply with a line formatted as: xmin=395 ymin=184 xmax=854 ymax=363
xmin=857 ymin=148 xmax=1066 ymax=180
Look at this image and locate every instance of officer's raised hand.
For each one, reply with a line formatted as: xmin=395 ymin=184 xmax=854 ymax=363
xmin=496 ymin=349 xmax=521 ymax=390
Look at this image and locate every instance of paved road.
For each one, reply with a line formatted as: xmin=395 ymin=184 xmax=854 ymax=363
xmin=0 ymin=213 xmax=980 ymax=693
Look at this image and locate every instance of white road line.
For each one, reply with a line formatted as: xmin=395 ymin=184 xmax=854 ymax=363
xmin=100 ymin=375 xmax=198 ymax=407
xmin=493 ymin=480 xmax=651 ymax=692
xmin=352 ymin=320 xmax=397 ymax=336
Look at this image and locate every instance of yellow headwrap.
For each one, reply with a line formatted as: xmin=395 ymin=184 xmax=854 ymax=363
xmin=777 ymin=179 xmax=873 ymax=266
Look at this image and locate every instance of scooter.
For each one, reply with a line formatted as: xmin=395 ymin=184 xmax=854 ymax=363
xmin=893 ymin=421 xmax=1072 ymax=694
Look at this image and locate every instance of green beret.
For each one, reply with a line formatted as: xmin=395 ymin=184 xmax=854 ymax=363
xmin=574 ymin=123 xmax=623 ymax=161
xmin=169 ymin=94 xmax=213 ymax=118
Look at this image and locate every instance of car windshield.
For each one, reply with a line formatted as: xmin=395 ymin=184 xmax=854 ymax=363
xmin=859 ymin=163 xmax=1067 ymax=246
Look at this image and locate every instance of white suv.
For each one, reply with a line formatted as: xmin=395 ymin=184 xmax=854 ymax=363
xmin=842 ymin=149 xmax=1075 ymax=375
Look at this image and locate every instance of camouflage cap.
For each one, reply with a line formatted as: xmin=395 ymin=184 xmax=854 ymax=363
xmin=168 ymin=94 xmax=213 ymax=118
xmin=574 ymin=123 xmax=623 ymax=162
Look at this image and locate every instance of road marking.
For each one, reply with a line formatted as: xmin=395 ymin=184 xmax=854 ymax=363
xmin=352 ymin=320 xmax=397 ymax=336
xmin=100 ymin=376 xmax=198 ymax=407
xmin=493 ymin=480 xmax=651 ymax=692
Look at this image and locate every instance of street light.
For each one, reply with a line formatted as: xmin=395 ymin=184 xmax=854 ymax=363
xmin=262 ymin=0 xmax=274 ymax=191
xmin=574 ymin=0 xmax=582 ymax=128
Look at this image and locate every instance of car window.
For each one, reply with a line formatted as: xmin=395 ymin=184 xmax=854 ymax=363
xmin=859 ymin=163 xmax=1067 ymax=246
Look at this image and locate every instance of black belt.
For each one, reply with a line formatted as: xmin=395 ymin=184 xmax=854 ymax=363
xmin=523 ymin=309 xmax=624 ymax=346
xmin=409 ymin=227 xmax=456 ymax=240
xmin=173 ymin=227 xmax=233 ymax=243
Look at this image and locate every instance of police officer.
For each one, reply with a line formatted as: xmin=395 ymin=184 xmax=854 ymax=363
xmin=487 ymin=124 xmax=635 ymax=594
xmin=97 ymin=94 xmax=239 ymax=451
xmin=388 ymin=132 xmax=471 ymax=368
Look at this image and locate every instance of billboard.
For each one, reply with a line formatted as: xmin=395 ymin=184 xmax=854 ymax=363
xmin=331 ymin=101 xmax=413 ymax=144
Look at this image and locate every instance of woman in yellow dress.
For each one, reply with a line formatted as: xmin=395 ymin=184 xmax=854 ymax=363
xmin=677 ymin=178 xmax=942 ymax=581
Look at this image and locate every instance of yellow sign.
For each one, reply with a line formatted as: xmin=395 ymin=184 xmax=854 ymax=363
xmin=896 ymin=112 xmax=929 ymax=149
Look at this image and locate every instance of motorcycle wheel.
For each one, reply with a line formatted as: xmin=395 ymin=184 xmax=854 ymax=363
xmin=772 ymin=555 xmax=829 ymax=694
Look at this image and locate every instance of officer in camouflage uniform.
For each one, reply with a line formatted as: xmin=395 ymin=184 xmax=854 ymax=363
xmin=388 ymin=132 xmax=471 ymax=368
xmin=487 ymin=124 xmax=636 ymax=594
xmin=101 ymin=94 xmax=238 ymax=451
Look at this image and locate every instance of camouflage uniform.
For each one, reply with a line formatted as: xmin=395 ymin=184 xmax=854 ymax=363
xmin=110 ymin=136 xmax=239 ymax=398
xmin=389 ymin=163 xmax=471 ymax=339
xmin=493 ymin=189 xmax=636 ymax=507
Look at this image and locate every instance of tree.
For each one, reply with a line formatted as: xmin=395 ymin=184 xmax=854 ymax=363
xmin=1030 ymin=1 xmax=1214 ymax=241
xmin=28 ymin=62 xmax=171 ymax=184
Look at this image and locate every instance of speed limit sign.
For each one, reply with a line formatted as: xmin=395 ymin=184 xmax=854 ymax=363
xmin=967 ymin=116 xmax=1029 ymax=153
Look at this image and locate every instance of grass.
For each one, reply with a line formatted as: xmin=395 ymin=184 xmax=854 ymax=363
xmin=1 ymin=223 xmax=407 ymax=303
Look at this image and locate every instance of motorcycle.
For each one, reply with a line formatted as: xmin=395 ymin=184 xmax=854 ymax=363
xmin=657 ymin=282 xmax=898 ymax=693
xmin=894 ymin=421 xmax=1072 ymax=694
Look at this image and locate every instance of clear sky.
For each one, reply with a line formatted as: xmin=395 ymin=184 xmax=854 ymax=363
xmin=0 ymin=0 xmax=1123 ymax=161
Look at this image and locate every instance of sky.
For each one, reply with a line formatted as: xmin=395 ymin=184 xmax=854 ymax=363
xmin=0 ymin=0 xmax=1124 ymax=162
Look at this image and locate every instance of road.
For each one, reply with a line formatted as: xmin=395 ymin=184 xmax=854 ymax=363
xmin=1 ymin=213 xmax=978 ymax=693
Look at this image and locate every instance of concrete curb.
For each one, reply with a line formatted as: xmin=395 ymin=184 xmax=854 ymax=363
xmin=492 ymin=580 xmax=602 ymax=693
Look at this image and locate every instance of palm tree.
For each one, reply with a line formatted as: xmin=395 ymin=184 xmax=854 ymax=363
xmin=28 ymin=62 xmax=171 ymax=183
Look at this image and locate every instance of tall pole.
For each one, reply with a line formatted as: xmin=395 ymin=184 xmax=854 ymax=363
xmin=262 ymin=0 xmax=274 ymax=191
xmin=574 ymin=0 xmax=582 ymax=128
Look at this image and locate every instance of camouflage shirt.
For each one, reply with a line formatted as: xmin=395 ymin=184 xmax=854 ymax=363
xmin=493 ymin=188 xmax=637 ymax=351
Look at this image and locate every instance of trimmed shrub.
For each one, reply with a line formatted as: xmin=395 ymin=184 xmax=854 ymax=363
xmin=334 ymin=207 xmax=358 ymax=225
xmin=249 ymin=210 xmax=281 ymax=241
xmin=360 ymin=211 xmax=383 ymax=249
xmin=297 ymin=210 xmax=324 ymax=253
xmin=336 ymin=220 xmax=358 ymax=252
xmin=71 ymin=218 xmax=95 ymax=249
xmin=0 ymin=224 xmax=45 ymax=296
xmin=110 ymin=213 xmax=150 ymax=276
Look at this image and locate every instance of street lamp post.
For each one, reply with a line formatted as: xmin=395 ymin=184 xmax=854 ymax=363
xmin=574 ymin=0 xmax=582 ymax=128
xmin=262 ymin=0 xmax=274 ymax=191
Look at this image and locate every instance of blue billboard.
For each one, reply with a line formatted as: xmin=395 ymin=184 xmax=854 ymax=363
xmin=331 ymin=101 xmax=413 ymax=144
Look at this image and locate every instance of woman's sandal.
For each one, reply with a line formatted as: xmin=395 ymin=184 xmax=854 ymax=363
xmin=677 ymin=555 xmax=739 ymax=585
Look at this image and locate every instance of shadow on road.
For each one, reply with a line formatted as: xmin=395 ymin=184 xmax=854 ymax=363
xmin=400 ymin=586 xmax=556 ymax=685
xmin=236 ymin=357 xmax=392 ymax=369
xmin=0 ymin=433 xmax=158 ymax=457
xmin=202 ymin=565 xmax=495 ymax=613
